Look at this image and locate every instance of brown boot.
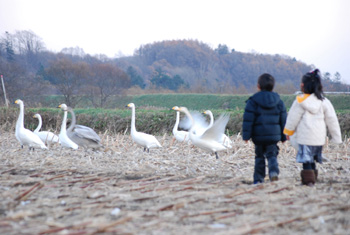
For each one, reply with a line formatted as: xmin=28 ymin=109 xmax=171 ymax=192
xmin=301 ymin=170 xmax=316 ymax=186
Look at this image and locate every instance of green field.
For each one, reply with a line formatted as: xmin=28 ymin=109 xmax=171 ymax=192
xmin=34 ymin=93 xmax=350 ymax=111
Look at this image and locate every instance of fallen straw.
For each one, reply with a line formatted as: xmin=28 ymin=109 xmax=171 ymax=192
xmin=15 ymin=182 xmax=44 ymax=201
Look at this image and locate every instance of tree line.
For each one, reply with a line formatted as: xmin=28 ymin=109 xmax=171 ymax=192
xmin=0 ymin=30 xmax=347 ymax=108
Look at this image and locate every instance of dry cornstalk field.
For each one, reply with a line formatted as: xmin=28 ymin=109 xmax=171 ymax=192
xmin=0 ymin=131 xmax=350 ymax=234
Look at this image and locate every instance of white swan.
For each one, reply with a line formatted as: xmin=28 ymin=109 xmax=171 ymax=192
xmin=179 ymin=110 xmax=208 ymax=136
xmin=66 ymin=107 xmax=102 ymax=149
xmin=126 ymin=103 xmax=162 ymax=152
xmin=14 ymin=99 xmax=47 ymax=150
xmin=33 ymin=113 xmax=60 ymax=145
xmin=171 ymin=106 xmax=190 ymax=142
xmin=203 ymin=110 xmax=232 ymax=148
xmin=174 ymin=106 xmax=229 ymax=159
xmin=58 ymin=104 xmax=78 ymax=149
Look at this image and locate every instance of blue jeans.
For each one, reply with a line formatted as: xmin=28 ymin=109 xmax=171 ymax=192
xmin=254 ymin=144 xmax=279 ymax=183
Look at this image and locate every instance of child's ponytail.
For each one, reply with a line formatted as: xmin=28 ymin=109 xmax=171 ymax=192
xmin=302 ymin=69 xmax=324 ymax=100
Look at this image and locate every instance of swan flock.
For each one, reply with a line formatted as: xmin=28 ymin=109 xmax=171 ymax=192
xmin=13 ymin=100 xmax=233 ymax=158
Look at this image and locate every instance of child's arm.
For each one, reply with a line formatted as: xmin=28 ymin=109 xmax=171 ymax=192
xmin=242 ymin=99 xmax=256 ymax=141
xmin=324 ymin=99 xmax=342 ymax=144
xmin=283 ymin=100 xmax=304 ymax=136
xmin=280 ymin=101 xmax=287 ymax=142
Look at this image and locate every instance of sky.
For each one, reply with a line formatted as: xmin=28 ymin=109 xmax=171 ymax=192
xmin=1 ymin=0 xmax=350 ymax=83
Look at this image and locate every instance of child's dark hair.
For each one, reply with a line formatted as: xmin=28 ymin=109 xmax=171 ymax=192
xmin=258 ymin=73 xmax=275 ymax=91
xmin=302 ymin=69 xmax=324 ymax=100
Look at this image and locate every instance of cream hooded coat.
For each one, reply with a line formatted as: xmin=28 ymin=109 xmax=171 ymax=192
xmin=284 ymin=93 xmax=342 ymax=146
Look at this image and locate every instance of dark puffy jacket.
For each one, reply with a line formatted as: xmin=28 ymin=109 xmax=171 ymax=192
xmin=242 ymin=91 xmax=287 ymax=145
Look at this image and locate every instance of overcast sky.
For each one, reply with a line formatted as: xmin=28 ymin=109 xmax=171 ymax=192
xmin=1 ymin=0 xmax=350 ymax=83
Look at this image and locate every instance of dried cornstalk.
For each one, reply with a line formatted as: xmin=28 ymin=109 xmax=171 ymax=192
xmin=92 ymin=216 xmax=133 ymax=234
xmin=38 ymin=221 xmax=91 ymax=235
xmin=15 ymin=182 xmax=44 ymax=201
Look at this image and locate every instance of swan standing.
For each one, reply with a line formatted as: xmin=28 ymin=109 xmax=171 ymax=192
xmin=126 ymin=103 xmax=162 ymax=152
xmin=66 ymin=107 xmax=102 ymax=149
xmin=14 ymin=99 xmax=47 ymax=150
xmin=33 ymin=113 xmax=60 ymax=145
xmin=171 ymin=106 xmax=190 ymax=142
xmin=58 ymin=104 xmax=78 ymax=149
xmin=203 ymin=110 xmax=232 ymax=148
xmin=174 ymin=106 xmax=229 ymax=159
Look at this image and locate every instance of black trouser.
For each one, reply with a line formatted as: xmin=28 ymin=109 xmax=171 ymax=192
xmin=303 ymin=159 xmax=317 ymax=170
xmin=254 ymin=144 xmax=279 ymax=183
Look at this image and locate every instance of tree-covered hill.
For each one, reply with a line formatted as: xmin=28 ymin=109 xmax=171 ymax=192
xmin=115 ymin=40 xmax=313 ymax=93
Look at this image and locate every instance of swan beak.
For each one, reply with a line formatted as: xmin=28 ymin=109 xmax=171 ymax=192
xmin=14 ymin=100 xmax=19 ymax=104
xmin=126 ymin=104 xmax=131 ymax=108
xmin=57 ymin=105 xmax=62 ymax=108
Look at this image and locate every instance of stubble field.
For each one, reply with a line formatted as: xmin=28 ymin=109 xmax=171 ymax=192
xmin=0 ymin=132 xmax=350 ymax=234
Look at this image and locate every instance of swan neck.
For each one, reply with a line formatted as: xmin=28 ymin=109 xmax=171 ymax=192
xmin=208 ymin=113 xmax=214 ymax=128
xmin=61 ymin=111 xmax=68 ymax=134
xmin=130 ymin=106 xmax=136 ymax=133
xmin=16 ymin=103 xmax=24 ymax=129
xmin=173 ymin=111 xmax=180 ymax=133
xmin=34 ymin=115 xmax=42 ymax=132
xmin=67 ymin=109 xmax=76 ymax=132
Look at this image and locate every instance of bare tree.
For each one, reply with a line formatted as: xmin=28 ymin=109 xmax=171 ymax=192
xmin=88 ymin=63 xmax=131 ymax=108
xmin=9 ymin=30 xmax=46 ymax=70
xmin=13 ymin=30 xmax=45 ymax=55
xmin=46 ymin=57 xmax=90 ymax=107
xmin=61 ymin=46 xmax=86 ymax=57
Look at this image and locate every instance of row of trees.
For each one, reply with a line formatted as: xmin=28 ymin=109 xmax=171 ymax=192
xmin=39 ymin=57 xmax=131 ymax=107
xmin=0 ymin=30 xmax=347 ymax=108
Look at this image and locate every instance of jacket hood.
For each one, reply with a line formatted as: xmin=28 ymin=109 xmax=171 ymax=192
xmin=250 ymin=91 xmax=281 ymax=109
xmin=298 ymin=93 xmax=323 ymax=114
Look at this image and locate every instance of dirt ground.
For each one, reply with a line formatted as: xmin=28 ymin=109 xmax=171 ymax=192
xmin=0 ymin=131 xmax=349 ymax=234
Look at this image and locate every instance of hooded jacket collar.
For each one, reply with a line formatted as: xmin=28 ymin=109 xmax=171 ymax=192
xmin=250 ymin=91 xmax=281 ymax=109
xmin=297 ymin=93 xmax=323 ymax=114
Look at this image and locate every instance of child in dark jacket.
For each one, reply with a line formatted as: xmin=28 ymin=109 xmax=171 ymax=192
xmin=242 ymin=73 xmax=287 ymax=184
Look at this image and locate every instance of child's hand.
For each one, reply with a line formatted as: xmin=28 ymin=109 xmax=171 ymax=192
xmin=286 ymin=135 xmax=290 ymax=140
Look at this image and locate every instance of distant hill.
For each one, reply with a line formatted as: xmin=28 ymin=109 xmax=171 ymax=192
xmin=115 ymin=39 xmax=313 ymax=93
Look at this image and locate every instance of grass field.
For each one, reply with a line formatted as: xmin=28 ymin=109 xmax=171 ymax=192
xmin=125 ymin=93 xmax=350 ymax=111
xmin=25 ymin=93 xmax=350 ymax=110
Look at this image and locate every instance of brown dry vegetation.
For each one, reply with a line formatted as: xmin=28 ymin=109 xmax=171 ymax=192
xmin=0 ymin=131 xmax=350 ymax=234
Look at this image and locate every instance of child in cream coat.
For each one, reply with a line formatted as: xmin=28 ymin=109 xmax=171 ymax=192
xmin=284 ymin=69 xmax=342 ymax=186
